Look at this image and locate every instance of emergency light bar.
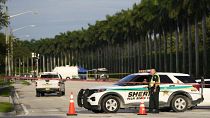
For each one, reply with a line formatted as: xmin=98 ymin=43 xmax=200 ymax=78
xmin=139 ymin=69 xmax=151 ymax=73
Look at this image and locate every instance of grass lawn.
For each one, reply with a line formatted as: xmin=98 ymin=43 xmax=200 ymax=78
xmin=20 ymin=80 xmax=31 ymax=85
xmin=0 ymin=87 xmax=11 ymax=97
xmin=0 ymin=102 xmax=13 ymax=112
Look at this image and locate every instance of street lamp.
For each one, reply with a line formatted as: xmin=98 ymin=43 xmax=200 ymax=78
xmin=9 ymin=11 xmax=38 ymax=19
xmin=32 ymin=53 xmax=40 ymax=77
xmin=4 ymin=9 xmax=37 ymax=76
xmin=8 ymin=25 xmax=36 ymax=74
xmin=12 ymin=25 xmax=36 ymax=32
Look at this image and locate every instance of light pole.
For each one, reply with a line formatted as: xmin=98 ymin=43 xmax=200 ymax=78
xmin=9 ymin=25 xmax=36 ymax=76
xmin=4 ymin=9 xmax=37 ymax=76
xmin=32 ymin=53 xmax=40 ymax=77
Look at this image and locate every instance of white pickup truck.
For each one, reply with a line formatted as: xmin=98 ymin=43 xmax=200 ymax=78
xmin=35 ymin=72 xmax=65 ymax=97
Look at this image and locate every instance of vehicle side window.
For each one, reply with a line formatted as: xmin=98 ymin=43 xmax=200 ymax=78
xmin=160 ymin=75 xmax=173 ymax=83
xmin=131 ymin=75 xmax=151 ymax=85
xmin=175 ymin=76 xmax=196 ymax=83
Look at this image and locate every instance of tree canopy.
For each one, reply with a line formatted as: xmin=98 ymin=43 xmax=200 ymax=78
xmin=10 ymin=0 xmax=210 ymax=77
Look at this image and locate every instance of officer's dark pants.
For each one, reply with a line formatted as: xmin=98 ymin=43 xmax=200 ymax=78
xmin=149 ymin=87 xmax=160 ymax=112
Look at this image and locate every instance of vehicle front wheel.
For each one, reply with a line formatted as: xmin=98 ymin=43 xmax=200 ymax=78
xmin=101 ymin=96 xmax=120 ymax=113
xmin=171 ymin=95 xmax=189 ymax=112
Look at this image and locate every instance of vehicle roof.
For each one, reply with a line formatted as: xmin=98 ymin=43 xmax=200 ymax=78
xmin=41 ymin=72 xmax=58 ymax=75
xmin=132 ymin=72 xmax=190 ymax=76
xmin=196 ymin=79 xmax=210 ymax=82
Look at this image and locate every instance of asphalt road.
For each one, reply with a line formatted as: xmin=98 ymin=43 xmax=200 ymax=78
xmin=5 ymin=80 xmax=210 ymax=118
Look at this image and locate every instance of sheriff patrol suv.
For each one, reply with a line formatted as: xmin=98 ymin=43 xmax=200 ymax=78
xmin=77 ymin=72 xmax=203 ymax=113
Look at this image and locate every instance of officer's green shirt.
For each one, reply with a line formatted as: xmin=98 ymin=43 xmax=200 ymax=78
xmin=149 ymin=73 xmax=160 ymax=88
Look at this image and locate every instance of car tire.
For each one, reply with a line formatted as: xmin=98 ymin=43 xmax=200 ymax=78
xmin=101 ymin=96 xmax=120 ymax=113
xmin=41 ymin=93 xmax=45 ymax=96
xmin=36 ymin=91 xmax=40 ymax=97
xmin=171 ymin=95 xmax=189 ymax=112
xmin=58 ymin=91 xmax=62 ymax=96
xmin=91 ymin=110 xmax=104 ymax=113
xmin=62 ymin=91 xmax=65 ymax=95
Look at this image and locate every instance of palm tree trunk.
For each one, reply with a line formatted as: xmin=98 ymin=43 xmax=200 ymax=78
xmin=182 ymin=20 xmax=187 ymax=73
xmin=140 ymin=38 xmax=143 ymax=69
xmin=22 ymin=57 xmax=25 ymax=74
xmin=31 ymin=57 xmax=33 ymax=73
xmin=202 ymin=14 xmax=207 ymax=77
xmin=187 ymin=17 xmax=192 ymax=75
xmin=159 ymin=34 xmax=162 ymax=71
xmin=163 ymin=31 xmax=167 ymax=72
xmin=42 ymin=55 xmax=45 ymax=72
xmin=145 ymin=35 xmax=148 ymax=68
xmin=170 ymin=31 xmax=173 ymax=72
xmin=154 ymin=33 xmax=157 ymax=69
xmin=195 ymin=17 xmax=199 ymax=77
xmin=18 ymin=58 xmax=21 ymax=76
xmin=175 ymin=23 xmax=179 ymax=73
xmin=149 ymin=34 xmax=152 ymax=68
xmin=27 ymin=57 xmax=29 ymax=73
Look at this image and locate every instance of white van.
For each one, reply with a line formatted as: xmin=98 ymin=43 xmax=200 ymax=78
xmin=53 ymin=66 xmax=79 ymax=79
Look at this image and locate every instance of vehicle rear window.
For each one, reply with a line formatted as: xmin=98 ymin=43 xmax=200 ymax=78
xmin=175 ymin=76 xmax=196 ymax=83
xmin=41 ymin=75 xmax=59 ymax=78
xmin=160 ymin=75 xmax=173 ymax=83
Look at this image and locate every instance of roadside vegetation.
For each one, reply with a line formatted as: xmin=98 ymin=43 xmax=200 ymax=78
xmin=0 ymin=86 xmax=11 ymax=97
xmin=0 ymin=102 xmax=13 ymax=112
xmin=20 ymin=80 xmax=31 ymax=86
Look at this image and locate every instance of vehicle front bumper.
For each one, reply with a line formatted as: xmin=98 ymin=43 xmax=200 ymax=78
xmin=77 ymin=89 xmax=100 ymax=110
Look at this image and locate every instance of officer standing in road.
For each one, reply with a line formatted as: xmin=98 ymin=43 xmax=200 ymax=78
xmin=148 ymin=69 xmax=160 ymax=113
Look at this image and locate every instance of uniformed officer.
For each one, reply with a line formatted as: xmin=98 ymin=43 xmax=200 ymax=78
xmin=148 ymin=69 xmax=160 ymax=113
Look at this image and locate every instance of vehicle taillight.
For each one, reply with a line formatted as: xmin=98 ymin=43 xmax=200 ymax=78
xmin=58 ymin=82 xmax=60 ymax=86
xmin=193 ymin=84 xmax=200 ymax=91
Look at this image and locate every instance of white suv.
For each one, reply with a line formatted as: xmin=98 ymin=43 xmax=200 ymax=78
xmin=35 ymin=72 xmax=65 ymax=97
xmin=77 ymin=72 xmax=203 ymax=113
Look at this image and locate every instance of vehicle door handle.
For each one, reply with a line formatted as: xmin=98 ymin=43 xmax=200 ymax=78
xmin=169 ymin=85 xmax=175 ymax=87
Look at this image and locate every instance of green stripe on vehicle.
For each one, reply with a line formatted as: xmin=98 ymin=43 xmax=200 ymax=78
xmin=107 ymin=86 xmax=192 ymax=91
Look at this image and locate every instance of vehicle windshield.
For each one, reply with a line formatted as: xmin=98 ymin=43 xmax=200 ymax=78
xmin=115 ymin=74 xmax=137 ymax=86
xmin=41 ymin=74 xmax=59 ymax=78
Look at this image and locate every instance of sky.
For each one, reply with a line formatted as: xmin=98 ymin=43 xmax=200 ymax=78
xmin=6 ymin=0 xmax=141 ymax=40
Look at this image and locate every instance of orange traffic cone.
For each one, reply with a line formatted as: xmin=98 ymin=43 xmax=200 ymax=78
xmin=67 ymin=92 xmax=77 ymax=116
xmin=137 ymin=97 xmax=147 ymax=115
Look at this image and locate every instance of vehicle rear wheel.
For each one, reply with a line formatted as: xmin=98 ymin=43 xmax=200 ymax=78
xmin=36 ymin=91 xmax=40 ymax=97
xmin=58 ymin=91 xmax=62 ymax=96
xmin=91 ymin=110 xmax=104 ymax=113
xmin=171 ymin=95 xmax=188 ymax=112
xmin=62 ymin=91 xmax=65 ymax=95
xmin=41 ymin=93 xmax=45 ymax=96
xmin=101 ymin=96 xmax=120 ymax=113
